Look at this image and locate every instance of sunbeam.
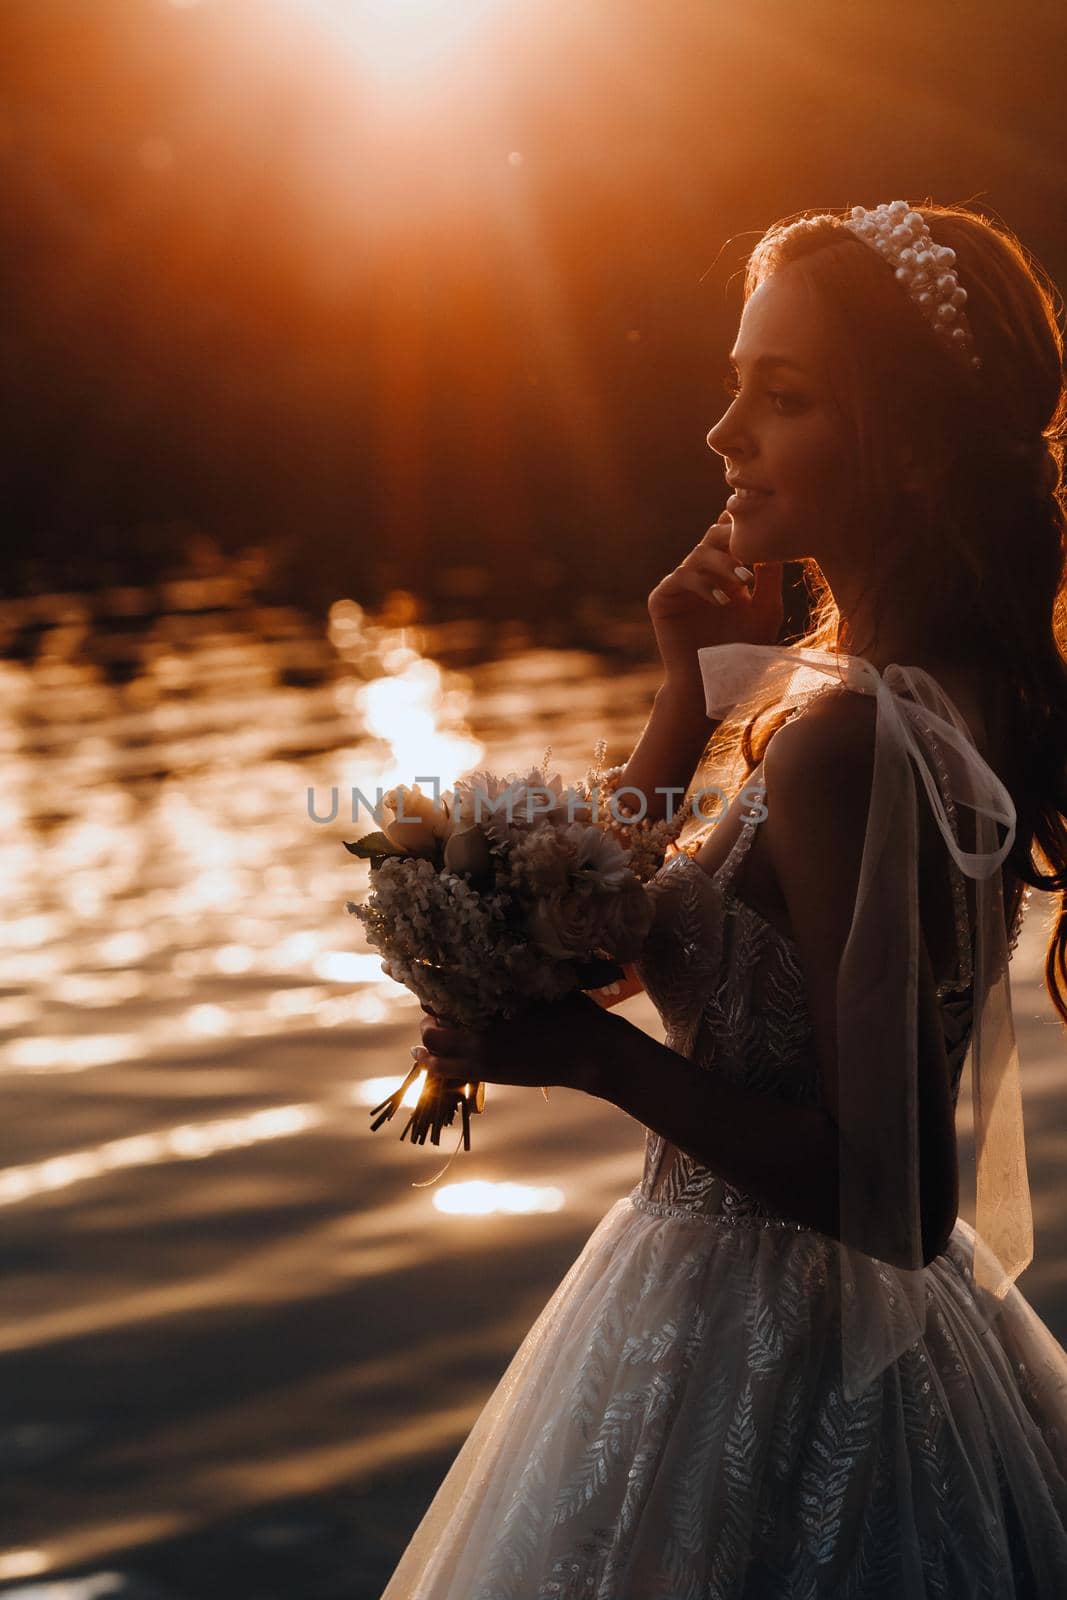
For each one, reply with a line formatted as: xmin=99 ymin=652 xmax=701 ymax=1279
xmin=294 ymin=0 xmax=513 ymax=87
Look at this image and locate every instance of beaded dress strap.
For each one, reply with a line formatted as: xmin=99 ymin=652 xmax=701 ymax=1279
xmin=715 ymin=759 xmax=765 ymax=896
xmin=917 ymin=715 xmax=975 ymax=998
xmin=913 ymin=708 xmax=1030 ymax=991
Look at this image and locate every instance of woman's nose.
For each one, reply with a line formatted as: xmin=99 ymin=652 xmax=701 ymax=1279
xmin=705 ymin=394 xmax=753 ymax=457
xmin=706 ymin=414 xmax=741 ymax=457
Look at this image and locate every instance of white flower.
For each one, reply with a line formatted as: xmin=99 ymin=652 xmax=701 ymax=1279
xmin=506 ymin=823 xmax=572 ymax=896
xmin=527 ymin=881 xmax=652 ymax=962
xmin=380 ymin=783 xmax=452 ymax=856
xmin=564 ymin=823 xmax=632 ymax=888
xmin=453 ymin=767 xmax=592 ymax=836
xmin=346 ymin=752 xmax=663 ymax=1031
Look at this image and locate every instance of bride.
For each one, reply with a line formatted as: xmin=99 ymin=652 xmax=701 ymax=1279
xmin=380 ymin=200 xmax=1067 ymax=1597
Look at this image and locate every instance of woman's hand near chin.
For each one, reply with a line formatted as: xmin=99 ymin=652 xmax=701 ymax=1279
xmin=648 ymin=509 xmax=784 ymax=693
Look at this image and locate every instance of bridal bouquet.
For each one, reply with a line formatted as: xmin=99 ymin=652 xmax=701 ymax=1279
xmin=345 ymin=743 xmax=693 ymax=1154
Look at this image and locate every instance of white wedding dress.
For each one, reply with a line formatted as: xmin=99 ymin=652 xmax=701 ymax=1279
xmin=379 ymin=743 xmax=1067 ymax=1598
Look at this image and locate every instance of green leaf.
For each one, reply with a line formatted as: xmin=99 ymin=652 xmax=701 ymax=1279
xmin=343 ymin=832 xmax=405 ymax=859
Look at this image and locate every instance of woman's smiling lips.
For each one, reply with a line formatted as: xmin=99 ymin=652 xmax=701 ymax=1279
xmin=725 ymin=485 xmax=774 ymax=514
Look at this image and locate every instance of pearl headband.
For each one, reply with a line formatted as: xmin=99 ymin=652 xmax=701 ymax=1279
xmin=844 ymin=200 xmax=982 ymax=372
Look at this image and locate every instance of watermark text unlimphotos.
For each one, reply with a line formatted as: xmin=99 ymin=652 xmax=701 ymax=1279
xmin=306 ymin=777 xmax=768 ymax=827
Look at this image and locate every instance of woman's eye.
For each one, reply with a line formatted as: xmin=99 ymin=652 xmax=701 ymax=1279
xmin=721 ymin=374 xmax=802 ymax=413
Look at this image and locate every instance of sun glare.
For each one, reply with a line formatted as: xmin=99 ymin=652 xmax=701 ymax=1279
xmin=301 ymin=0 xmax=509 ymax=86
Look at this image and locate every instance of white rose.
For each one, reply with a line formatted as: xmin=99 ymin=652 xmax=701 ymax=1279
xmin=527 ymin=889 xmax=606 ymax=960
xmin=528 ymin=883 xmax=653 ymax=963
xmin=381 ymin=784 xmax=452 ymax=857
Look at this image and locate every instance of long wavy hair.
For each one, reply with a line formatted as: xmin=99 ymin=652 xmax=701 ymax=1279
xmin=696 ymin=199 xmax=1067 ymax=1026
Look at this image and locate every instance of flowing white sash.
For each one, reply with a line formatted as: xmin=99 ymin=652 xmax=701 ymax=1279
xmin=698 ymin=642 xmax=1032 ymax=1400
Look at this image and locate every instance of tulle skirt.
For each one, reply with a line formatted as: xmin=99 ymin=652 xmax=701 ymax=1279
xmin=380 ymin=1190 xmax=1067 ymax=1599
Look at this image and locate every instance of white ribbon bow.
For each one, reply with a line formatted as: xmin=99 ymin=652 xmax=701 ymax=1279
xmin=698 ymin=641 xmax=1033 ymax=1399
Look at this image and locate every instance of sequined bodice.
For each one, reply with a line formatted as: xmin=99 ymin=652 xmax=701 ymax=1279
xmin=632 ymin=756 xmax=1028 ymax=1232
xmin=632 ymin=787 xmax=823 ymax=1231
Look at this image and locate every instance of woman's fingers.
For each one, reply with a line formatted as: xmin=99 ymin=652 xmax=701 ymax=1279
xmin=420 ymin=1061 xmax=471 ymax=1087
xmin=684 ymin=514 xmax=755 ymax=599
xmin=684 ymin=544 xmax=753 ymax=603
xmin=420 ymin=1019 xmax=477 ymax=1060
xmin=669 ymin=564 xmax=733 ymax=608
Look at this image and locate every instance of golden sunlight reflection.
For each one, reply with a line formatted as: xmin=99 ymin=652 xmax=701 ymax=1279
xmin=185 ymin=1003 xmax=234 ymax=1035
xmin=314 ymin=950 xmax=387 ymax=984
xmin=354 ymin=656 xmax=483 ymax=791
xmin=0 ymin=1550 xmax=49 ymax=1584
xmin=53 ymin=971 xmax=144 ymax=1006
xmin=358 ymin=1071 xmax=428 ymax=1110
xmin=0 ymin=581 xmax=679 ymax=1579
xmin=5 ymin=1035 xmax=150 ymax=1073
xmin=431 ymin=1180 xmax=565 ymax=1216
xmin=0 ymin=1105 xmax=326 ymax=1208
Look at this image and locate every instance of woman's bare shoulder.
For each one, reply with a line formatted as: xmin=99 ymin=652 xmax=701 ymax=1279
xmin=760 ymin=690 xmax=878 ymax=875
xmin=767 ymin=684 xmax=878 ymax=780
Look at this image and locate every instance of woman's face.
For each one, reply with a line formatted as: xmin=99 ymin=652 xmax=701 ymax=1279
xmin=705 ymin=261 xmax=861 ymax=570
